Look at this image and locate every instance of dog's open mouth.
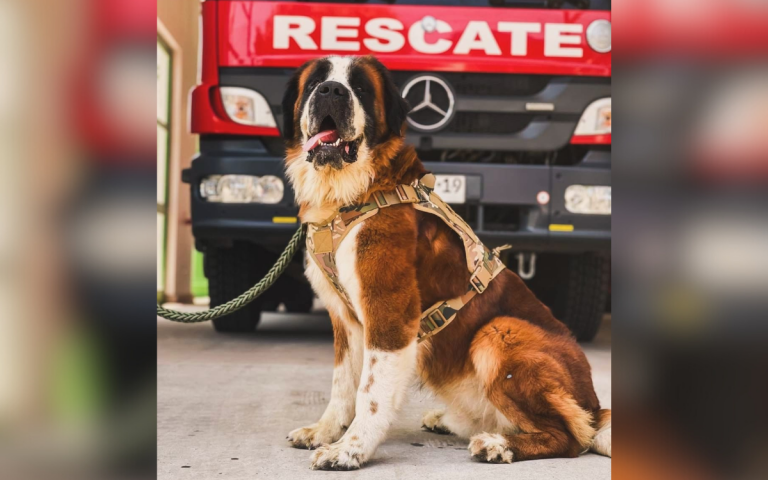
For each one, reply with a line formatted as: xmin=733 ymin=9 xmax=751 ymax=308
xmin=303 ymin=116 xmax=360 ymax=165
xmin=303 ymin=129 xmax=344 ymax=152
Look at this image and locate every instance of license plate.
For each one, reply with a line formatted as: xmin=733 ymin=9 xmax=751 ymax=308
xmin=433 ymin=175 xmax=466 ymax=204
xmin=564 ymin=185 xmax=611 ymax=215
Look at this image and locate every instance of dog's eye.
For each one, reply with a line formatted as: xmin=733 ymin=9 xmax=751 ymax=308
xmin=354 ymin=86 xmax=365 ymax=94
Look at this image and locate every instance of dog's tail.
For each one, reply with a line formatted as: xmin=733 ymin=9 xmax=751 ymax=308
xmin=589 ymin=409 xmax=611 ymax=457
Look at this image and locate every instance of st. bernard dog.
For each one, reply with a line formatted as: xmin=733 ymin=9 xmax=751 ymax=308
xmin=282 ymin=55 xmax=611 ymax=470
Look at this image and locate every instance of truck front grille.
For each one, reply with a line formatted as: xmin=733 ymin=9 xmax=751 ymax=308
xmin=443 ymin=112 xmax=533 ymax=135
xmin=392 ymin=70 xmax=610 ymax=156
xmin=440 ymin=205 xmax=524 ymax=233
xmin=391 ymin=72 xmax=552 ymax=97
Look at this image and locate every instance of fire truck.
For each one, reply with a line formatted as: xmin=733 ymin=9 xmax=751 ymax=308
xmin=183 ymin=0 xmax=611 ymax=340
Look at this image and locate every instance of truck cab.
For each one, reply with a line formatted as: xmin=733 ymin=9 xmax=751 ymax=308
xmin=183 ymin=0 xmax=611 ymax=340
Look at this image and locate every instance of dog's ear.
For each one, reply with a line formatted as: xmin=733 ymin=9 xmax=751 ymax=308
xmin=384 ymin=73 xmax=411 ymax=137
xmin=281 ymin=62 xmax=311 ymax=141
xmin=368 ymin=57 xmax=410 ymax=138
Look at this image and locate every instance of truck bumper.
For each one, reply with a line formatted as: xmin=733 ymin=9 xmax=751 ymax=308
xmin=184 ymin=146 xmax=610 ymax=254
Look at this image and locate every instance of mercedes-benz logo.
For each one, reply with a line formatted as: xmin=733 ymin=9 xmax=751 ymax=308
xmin=401 ymin=75 xmax=455 ymax=132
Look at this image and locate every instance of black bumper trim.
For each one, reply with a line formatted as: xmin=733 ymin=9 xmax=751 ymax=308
xmin=187 ymin=149 xmax=610 ymax=253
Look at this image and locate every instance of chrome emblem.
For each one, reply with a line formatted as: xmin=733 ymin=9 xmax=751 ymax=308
xmin=401 ymin=75 xmax=455 ymax=132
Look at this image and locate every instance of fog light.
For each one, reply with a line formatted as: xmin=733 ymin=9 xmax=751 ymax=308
xmin=200 ymin=175 xmax=221 ymax=199
xmin=564 ymin=185 xmax=611 ymax=215
xmin=200 ymin=175 xmax=284 ymax=204
xmin=586 ymin=20 xmax=611 ymax=53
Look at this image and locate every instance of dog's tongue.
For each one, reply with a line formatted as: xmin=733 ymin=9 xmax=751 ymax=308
xmin=303 ymin=130 xmax=339 ymax=152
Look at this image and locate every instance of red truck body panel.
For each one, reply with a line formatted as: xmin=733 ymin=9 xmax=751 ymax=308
xmin=218 ymin=2 xmax=610 ymax=76
xmin=191 ymin=1 xmax=611 ymax=142
xmin=192 ymin=0 xmax=283 ymax=136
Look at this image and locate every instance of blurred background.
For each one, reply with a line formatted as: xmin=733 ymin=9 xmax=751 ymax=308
xmin=613 ymin=1 xmax=768 ymax=479
xmin=0 ymin=0 xmax=157 ymax=478
xmin=0 ymin=0 xmax=766 ymax=479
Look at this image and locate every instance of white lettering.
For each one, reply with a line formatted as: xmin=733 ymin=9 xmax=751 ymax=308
xmin=453 ymin=21 xmax=501 ymax=55
xmin=273 ymin=15 xmax=317 ymax=50
xmin=497 ymin=22 xmax=541 ymax=56
xmin=544 ymin=23 xmax=583 ymax=58
xmin=321 ymin=17 xmax=361 ymax=51
xmin=408 ymin=19 xmax=453 ymax=54
xmin=363 ymin=18 xmax=405 ymax=53
xmin=276 ymin=15 xmax=588 ymax=58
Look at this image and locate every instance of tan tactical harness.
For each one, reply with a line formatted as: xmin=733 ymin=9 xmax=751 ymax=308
xmin=306 ymin=174 xmax=506 ymax=343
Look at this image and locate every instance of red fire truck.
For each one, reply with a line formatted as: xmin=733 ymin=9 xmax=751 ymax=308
xmin=183 ymin=0 xmax=611 ymax=340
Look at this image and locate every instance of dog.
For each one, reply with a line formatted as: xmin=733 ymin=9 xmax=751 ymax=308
xmin=282 ymin=55 xmax=611 ymax=470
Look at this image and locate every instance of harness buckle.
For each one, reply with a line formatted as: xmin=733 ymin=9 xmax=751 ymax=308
xmin=469 ymin=264 xmax=494 ymax=294
xmin=419 ymin=305 xmax=448 ymax=338
xmin=373 ymin=192 xmax=388 ymax=208
xmin=396 ymin=185 xmax=419 ymax=203
xmin=374 ymin=190 xmax=403 ymax=208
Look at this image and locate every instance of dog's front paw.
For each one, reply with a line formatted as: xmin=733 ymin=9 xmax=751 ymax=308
xmin=287 ymin=423 xmax=343 ymax=450
xmin=469 ymin=433 xmax=514 ymax=464
xmin=310 ymin=437 xmax=366 ymax=471
xmin=421 ymin=409 xmax=452 ymax=435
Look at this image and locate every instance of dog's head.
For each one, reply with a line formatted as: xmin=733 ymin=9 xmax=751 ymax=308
xmin=282 ymin=55 xmax=410 ymax=206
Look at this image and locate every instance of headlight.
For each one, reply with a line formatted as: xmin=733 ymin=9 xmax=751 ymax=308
xmin=200 ymin=175 xmax=284 ymax=204
xmin=586 ymin=20 xmax=611 ymax=53
xmin=254 ymin=175 xmax=285 ymax=204
xmin=574 ymin=98 xmax=611 ymax=136
xmin=219 ymin=87 xmax=277 ymax=128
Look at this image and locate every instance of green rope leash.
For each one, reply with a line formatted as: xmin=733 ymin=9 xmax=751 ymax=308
xmin=156 ymin=225 xmax=306 ymax=323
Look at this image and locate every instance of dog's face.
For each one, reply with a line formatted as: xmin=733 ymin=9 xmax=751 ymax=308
xmin=282 ymin=56 xmax=410 ymax=206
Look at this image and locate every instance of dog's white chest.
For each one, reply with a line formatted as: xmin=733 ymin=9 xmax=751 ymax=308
xmin=305 ymin=222 xmax=364 ymax=323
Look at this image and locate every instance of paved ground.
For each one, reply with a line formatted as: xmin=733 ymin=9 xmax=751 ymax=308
xmin=158 ymin=310 xmax=611 ymax=480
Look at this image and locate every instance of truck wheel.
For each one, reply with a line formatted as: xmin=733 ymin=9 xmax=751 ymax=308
xmin=527 ymin=253 xmax=610 ymax=342
xmin=281 ymin=277 xmax=315 ymax=313
xmin=204 ymin=243 xmax=275 ymax=333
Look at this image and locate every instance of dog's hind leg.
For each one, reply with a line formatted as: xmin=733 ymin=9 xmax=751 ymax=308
xmin=421 ymin=409 xmax=451 ymax=434
xmin=590 ymin=409 xmax=611 ymax=457
xmin=468 ymin=317 xmax=595 ymax=463
xmin=422 ymin=407 xmax=478 ymax=437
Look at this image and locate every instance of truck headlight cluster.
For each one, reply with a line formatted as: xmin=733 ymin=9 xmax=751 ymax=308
xmin=574 ymin=97 xmax=611 ymax=136
xmin=220 ymin=87 xmax=277 ymax=128
xmin=200 ymin=175 xmax=284 ymax=204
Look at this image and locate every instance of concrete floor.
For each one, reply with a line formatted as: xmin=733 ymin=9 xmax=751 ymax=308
xmin=158 ymin=310 xmax=611 ymax=479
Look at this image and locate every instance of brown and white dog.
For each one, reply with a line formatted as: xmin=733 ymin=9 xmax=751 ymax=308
xmin=282 ymin=55 xmax=611 ymax=470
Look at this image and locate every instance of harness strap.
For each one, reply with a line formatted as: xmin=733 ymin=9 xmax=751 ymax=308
xmin=306 ymin=174 xmax=506 ymax=343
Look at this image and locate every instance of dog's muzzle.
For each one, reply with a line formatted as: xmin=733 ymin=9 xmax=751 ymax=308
xmin=304 ymin=81 xmax=360 ymax=169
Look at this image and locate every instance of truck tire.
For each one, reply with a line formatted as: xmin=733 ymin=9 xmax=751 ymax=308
xmin=526 ymin=253 xmax=610 ymax=342
xmin=204 ymin=243 xmax=276 ymax=333
xmin=281 ymin=276 xmax=315 ymax=313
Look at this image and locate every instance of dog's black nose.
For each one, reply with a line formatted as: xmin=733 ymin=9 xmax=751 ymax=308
xmin=317 ymin=81 xmax=348 ymax=98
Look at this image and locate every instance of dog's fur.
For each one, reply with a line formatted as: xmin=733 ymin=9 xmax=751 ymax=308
xmin=283 ymin=55 xmax=611 ymax=470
